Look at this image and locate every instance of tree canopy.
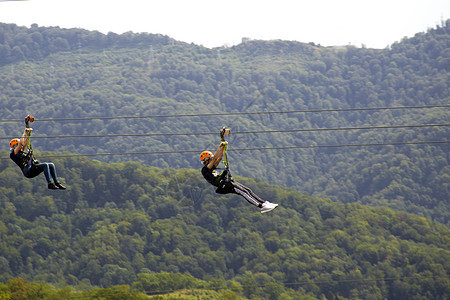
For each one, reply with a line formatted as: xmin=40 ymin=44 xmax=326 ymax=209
xmin=0 ymin=21 xmax=449 ymax=299
xmin=0 ymin=154 xmax=449 ymax=299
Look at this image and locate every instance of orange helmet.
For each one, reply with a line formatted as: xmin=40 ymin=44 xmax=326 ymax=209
xmin=200 ymin=151 xmax=213 ymax=163
xmin=10 ymin=138 xmax=20 ymax=148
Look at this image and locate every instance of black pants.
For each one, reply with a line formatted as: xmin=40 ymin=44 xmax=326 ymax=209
xmin=216 ymin=178 xmax=265 ymax=208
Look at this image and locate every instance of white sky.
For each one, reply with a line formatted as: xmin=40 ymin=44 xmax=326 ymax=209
xmin=0 ymin=0 xmax=448 ymax=48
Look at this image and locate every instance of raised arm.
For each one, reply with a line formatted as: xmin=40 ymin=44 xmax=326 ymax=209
xmin=206 ymin=141 xmax=227 ymax=169
xmin=14 ymin=128 xmax=32 ymax=154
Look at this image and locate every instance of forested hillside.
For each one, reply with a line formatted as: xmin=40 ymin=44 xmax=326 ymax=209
xmin=0 ymin=154 xmax=449 ymax=299
xmin=0 ymin=22 xmax=449 ymax=224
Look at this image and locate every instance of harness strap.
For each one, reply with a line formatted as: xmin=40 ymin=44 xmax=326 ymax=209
xmin=220 ymin=127 xmax=232 ymax=182
xmin=24 ymin=115 xmax=38 ymax=165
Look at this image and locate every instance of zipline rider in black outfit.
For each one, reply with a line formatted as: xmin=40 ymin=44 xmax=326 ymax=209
xmin=200 ymin=130 xmax=278 ymax=213
xmin=10 ymin=126 xmax=66 ymax=190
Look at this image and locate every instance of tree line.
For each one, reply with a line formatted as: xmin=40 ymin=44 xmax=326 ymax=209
xmin=0 ymin=154 xmax=449 ymax=299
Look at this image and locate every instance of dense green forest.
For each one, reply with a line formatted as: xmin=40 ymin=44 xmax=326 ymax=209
xmin=0 ymin=22 xmax=449 ymax=224
xmin=0 ymin=155 xmax=449 ymax=299
xmin=0 ymin=21 xmax=449 ymax=299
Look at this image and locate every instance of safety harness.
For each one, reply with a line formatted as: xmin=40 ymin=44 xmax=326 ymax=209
xmin=218 ymin=127 xmax=233 ymax=185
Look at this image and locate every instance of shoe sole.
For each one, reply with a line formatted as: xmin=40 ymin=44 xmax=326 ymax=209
xmin=261 ymin=204 xmax=278 ymax=213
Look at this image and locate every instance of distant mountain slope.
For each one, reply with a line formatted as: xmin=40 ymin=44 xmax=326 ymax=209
xmin=0 ymin=154 xmax=449 ymax=299
xmin=0 ymin=21 xmax=449 ymax=223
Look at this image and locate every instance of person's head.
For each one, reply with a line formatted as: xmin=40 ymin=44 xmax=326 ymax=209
xmin=10 ymin=138 xmax=20 ymax=149
xmin=200 ymin=151 xmax=213 ymax=165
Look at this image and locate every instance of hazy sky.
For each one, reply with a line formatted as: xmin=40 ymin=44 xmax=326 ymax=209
xmin=0 ymin=0 xmax=448 ymax=48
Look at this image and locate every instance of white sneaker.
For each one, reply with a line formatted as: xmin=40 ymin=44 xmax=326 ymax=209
xmin=260 ymin=202 xmax=278 ymax=213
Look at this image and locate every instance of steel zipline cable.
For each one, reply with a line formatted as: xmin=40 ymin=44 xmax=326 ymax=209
xmin=0 ymin=123 xmax=447 ymax=140
xmin=0 ymin=105 xmax=446 ymax=159
xmin=0 ymin=104 xmax=449 ymax=123
xmin=0 ymin=140 xmax=447 ymax=160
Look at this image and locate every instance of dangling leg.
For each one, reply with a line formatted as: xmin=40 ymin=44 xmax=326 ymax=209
xmin=215 ymin=175 xmax=277 ymax=213
xmin=232 ymin=181 xmax=278 ymax=213
xmin=33 ymin=162 xmax=66 ymax=189
xmin=47 ymin=162 xmax=66 ymax=189
xmin=31 ymin=163 xmax=54 ymax=188
xmin=233 ymin=182 xmax=264 ymax=203
xmin=232 ymin=181 xmax=265 ymax=207
xmin=48 ymin=163 xmax=57 ymax=181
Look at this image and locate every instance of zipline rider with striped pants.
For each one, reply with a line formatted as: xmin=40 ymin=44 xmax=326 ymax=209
xmin=201 ymin=135 xmax=278 ymax=213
